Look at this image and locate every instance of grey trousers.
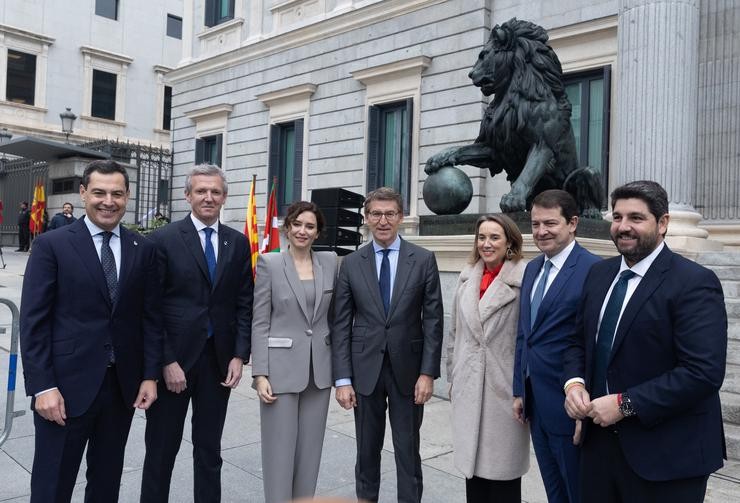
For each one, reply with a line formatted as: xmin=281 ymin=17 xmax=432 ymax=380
xmin=259 ymin=376 xmax=331 ymax=503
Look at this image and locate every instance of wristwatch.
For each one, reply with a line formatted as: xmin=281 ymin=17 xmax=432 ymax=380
xmin=618 ymin=392 xmax=636 ymax=417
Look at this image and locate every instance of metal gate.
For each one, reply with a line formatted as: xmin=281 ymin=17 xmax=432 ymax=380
xmin=0 ymin=158 xmax=48 ymax=247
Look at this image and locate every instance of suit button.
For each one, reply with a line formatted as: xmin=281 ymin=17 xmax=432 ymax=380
xmin=305 ymin=329 xmax=313 ymax=336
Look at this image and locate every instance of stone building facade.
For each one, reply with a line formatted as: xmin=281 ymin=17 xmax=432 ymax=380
xmin=1 ymin=0 xmax=182 ymax=146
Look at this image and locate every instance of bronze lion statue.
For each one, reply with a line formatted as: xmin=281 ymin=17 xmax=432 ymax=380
xmin=425 ymin=18 xmax=602 ymax=216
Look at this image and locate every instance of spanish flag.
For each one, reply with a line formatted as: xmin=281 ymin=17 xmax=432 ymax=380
xmin=244 ymin=174 xmax=259 ymax=279
xmin=29 ymin=180 xmax=46 ymax=235
xmin=261 ymin=177 xmax=280 ymax=254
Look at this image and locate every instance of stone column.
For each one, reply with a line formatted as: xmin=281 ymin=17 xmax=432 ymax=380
xmin=615 ymin=0 xmax=720 ymax=251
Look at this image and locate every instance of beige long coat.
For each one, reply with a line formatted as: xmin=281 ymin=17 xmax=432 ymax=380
xmin=447 ymin=258 xmax=530 ymax=480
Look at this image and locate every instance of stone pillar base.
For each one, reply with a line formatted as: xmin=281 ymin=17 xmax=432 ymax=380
xmin=665 ymin=208 xmax=724 ymax=257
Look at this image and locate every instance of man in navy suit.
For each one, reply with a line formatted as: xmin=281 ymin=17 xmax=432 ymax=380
xmin=140 ymin=164 xmax=252 ymax=503
xmin=20 ymin=160 xmax=162 ymax=502
xmin=513 ymin=189 xmax=600 ymax=503
xmin=563 ymin=180 xmax=727 ymax=502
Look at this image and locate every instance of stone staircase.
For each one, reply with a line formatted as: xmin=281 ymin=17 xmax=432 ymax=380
xmin=697 ymin=252 xmax=740 ymax=460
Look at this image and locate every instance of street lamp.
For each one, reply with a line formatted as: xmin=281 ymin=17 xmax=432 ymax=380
xmin=60 ymin=107 xmax=77 ymax=143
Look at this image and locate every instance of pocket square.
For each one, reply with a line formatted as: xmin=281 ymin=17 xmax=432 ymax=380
xmin=267 ymin=337 xmax=293 ymax=348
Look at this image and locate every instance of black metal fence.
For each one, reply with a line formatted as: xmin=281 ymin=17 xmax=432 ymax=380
xmin=0 ymin=140 xmax=172 ymax=246
xmin=0 ymin=158 xmax=48 ymax=247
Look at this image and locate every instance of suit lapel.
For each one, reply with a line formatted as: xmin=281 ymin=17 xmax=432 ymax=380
xmin=521 ymin=255 xmax=543 ymax=334
xmin=531 ymin=245 xmax=581 ymax=332
xmin=312 ymin=253 xmax=324 ymax=322
xmin=69 ymin=218 xmax=111 ymax=307
xmin=115 ymin=226 xmax=137 ymax=311
xmin=458 ymin=262 xmax=485 ymax=343
xmin=179 ymin=216 xmax=211 ymax=285
xmin=212 ymin=224 xmax=230 ymax=291
xmin=387 ymin=239 xmax=415 ymax=320
xmin=359 ymin=244 xmax=386 ymax=319
xmin=608 ymin=247 xmax=671 ymax=362
xmin=282 ymin=251 xmax=311 ymax=323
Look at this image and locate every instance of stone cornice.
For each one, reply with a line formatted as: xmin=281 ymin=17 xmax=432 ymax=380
xmin=351 ymin=56 xmax=432 ymax=85
xmin=80 ymin=45 xmax=133 ymax=65
xmin=0 ymin=23 xmax=55 ymax=45
xmin=183 ymin=103 xmax=234 ymax=121
xmin=255 ymin=83 xmax=317 ymax=107
xmin=167 ymin=0 xmax=446 ymax=84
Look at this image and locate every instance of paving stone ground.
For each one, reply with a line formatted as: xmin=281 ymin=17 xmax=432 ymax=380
xmin=1 ymin=248 xmax=738 ymax=502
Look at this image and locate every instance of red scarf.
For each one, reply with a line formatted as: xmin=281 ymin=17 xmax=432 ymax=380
xmin=480 ymin=262 xmax=504 ymax=299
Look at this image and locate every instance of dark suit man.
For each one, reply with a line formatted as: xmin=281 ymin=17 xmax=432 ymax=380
xmin=49 ymin=202 xmax=77 ymax=230
xmin=563 ymin=180 xmax=727 ymax=503
xmin=17 ymin=201 xmax=30 ymax=251
xmin=141 ymin=164 xmax=252 ymax=503
xmin=20 ymin=160 xmax=161 ymax=502
xmin=513 ymin=190 xmax=600 ymax=503
xmin=332 ymin=187 xmax=443 ymax=503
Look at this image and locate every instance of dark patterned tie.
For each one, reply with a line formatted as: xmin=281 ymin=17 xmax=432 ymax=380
xmin=530 ymin=260 xmax=552 ymax=329
xmin=101 ymin=231 xmax=118 ymax=305
xmin=379 ymin=249 xmax=391 ymax=316
xmin=591 ymin=270 xmax=636 ymax=397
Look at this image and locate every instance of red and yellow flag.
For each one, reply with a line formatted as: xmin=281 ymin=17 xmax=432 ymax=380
xmin=29 ymin=180 xmax=46 ymax=234
xmin=244 ymin=174 xmax=259 ymax=278
xmin=261 ymin=177 xmax=280 ymax=254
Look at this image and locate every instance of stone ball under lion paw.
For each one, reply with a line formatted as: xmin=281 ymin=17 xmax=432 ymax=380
xmin=423 ymin=166 xmax=473 ymax=215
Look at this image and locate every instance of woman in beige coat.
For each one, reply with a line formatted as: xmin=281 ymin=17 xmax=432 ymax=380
xmin=447 ymin=213 xmax=530 ymax=502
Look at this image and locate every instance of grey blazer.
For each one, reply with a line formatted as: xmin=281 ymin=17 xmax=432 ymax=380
xmin=332 ymin=239 xmax=444 ymax=396
xmin=251 ymin=251 xmax=337 ymax=393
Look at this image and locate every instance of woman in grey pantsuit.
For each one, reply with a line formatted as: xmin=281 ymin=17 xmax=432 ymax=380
xmin=252 ymin=201 xmax=338 ymax=503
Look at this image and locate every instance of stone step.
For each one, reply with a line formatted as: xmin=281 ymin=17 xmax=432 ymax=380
xmin=727 ymin=299 xmax=740 ymax=320
xmin=722 ymin=363 xmax=740 ymax=395
xmin=697 ymin=252 xmax=740 ymax=266
xmin=721 ymin=280 xmax=740 ymax=299
xmin=722 ymin=391 xmax=740 ymax=424
xmin=711 ymin=266 xmax=740 ymax=282
xmin=730 ymin=322 xmax=740 ymax=340
xmin=727 ymin=342 xmax=740 ymax=366
xmin=726 ymin=423 xmax=740 ymax=461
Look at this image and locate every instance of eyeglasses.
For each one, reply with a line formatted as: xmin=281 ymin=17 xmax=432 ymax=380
xmin=367 ymin=211 xmax=400 ymax=222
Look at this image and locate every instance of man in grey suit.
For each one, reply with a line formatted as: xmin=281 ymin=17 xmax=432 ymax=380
xmin=332 ymin=187 xmax=444 ymax=503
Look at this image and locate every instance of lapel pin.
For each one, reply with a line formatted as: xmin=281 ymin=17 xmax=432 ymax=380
xmin=134 ymin=240 xmax=138 ymax=246
xmin=224 ymin=240 xmax=228 ymax=246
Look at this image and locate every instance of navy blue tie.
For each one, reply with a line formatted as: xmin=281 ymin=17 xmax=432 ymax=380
xmin=379 ymin=249 xmax=391 ymax=315
xmin=204 ymin=227 xmax=216 ymax=338
xmin=591 ymin=270 xmax=636 ymax=397
xmin=204 ymin=227 xmax=216 ymax=283
xmin=530 ymin=260 xmax=552 ymax=329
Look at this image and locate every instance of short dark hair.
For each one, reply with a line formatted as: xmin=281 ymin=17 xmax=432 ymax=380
xmin=364 ymin=187 xmax=403 ymax=214
xmin=531 ymin=189 xmax=579 ymax=222
xmin=63 ymin=202 xmax=74 ymax=210
xmin=283 ymin=201 xmax=326 ymax=234
xmin=82 ymin=160 xmax=129 ymax=191
xmin=610 ymin=180 xmax=669 ymax=223
xmin=469 ymin=213 xmax=524 ymax=264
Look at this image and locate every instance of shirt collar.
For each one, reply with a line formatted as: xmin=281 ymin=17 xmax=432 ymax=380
xmin=190 ymin=213 xmax=219 ymax=233
xmin=619 ymin=241 xmax=665 ymax=278
xmin=372 ymin=235 xmax=401 ymax=253
xmin=83 ymin=215 xmax=120 ymax=238
xmin=545 ymin=239 xmax=576 ymax=271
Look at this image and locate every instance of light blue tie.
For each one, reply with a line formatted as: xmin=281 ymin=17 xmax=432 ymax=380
xmin=530 ymin=260 xmax=552 ymax=329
